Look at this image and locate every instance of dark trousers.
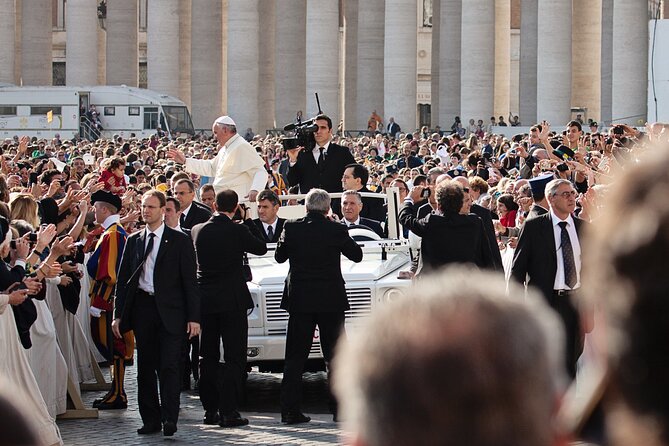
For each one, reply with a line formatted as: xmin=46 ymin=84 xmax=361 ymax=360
xmin=132 ymin=291 xmax=184 ymax=426
xmin=182 ymin=336 xmax=200 ymax=382
xmin=548 ymin=291 xmax=584 ymax=379
xmin=280 ymin=311 xmax=345 ymax=413
xmin=199 ymin=309 xmax=248 ymax=415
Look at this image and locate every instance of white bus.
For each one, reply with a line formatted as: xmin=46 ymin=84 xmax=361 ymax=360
xmin=0 ymin=84 xmax=194 ymax=140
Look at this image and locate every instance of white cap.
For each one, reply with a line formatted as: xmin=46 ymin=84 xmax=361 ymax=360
xmin=214 ymin=115 xmax=236 ymax=127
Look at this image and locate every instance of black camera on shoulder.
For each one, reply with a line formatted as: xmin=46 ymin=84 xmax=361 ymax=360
xmin=281 ymin=93 xmax=323 ymax=152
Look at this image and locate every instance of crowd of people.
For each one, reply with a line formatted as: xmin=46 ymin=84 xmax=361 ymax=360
xmin=0 ymin=108 xmax=667 ymax=444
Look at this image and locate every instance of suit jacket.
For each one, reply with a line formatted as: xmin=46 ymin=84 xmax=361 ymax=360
xmin=511 ymin=213 xmax=585 ymax=300
xmin=358 ymin=186 xmax=386 ymax=223
xmin=275 ymin=212 xmax=363 ymax=313
xmin=181 ymin=200 xmax=212 ymax=230
xmin=114 ymin=226 xmax=201 ymax=335
xmin=191 ymin=215 xmax=268 ymax=314
xmin=470 ymin=203 xmax=503 ymax=271
xmin=286 ymin=142 xmax=355 ymax=193
xmin=387 ymin=122 xmax=401 ymax=137
xmin=252 ymin=217 xmax=286 ymax=243
xmin=526 ymin=203 xmax=549 ymax=221
xmin=399 ymin=202 xmax=494 ymax=274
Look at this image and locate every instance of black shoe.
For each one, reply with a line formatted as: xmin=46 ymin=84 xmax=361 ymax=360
xmin=333 ymin=414 xmax=339 ymax=423
xmin=219 ymin=412 xmax=249 ymax=428
xmin=203 ymin=410 xmax=220 ymax=425
xmin=96 ymin=398 xmax=128 ymax=410
xmin=281 ymin=411 xmax=311 ymax=424
xmin=163 ymin=421 xmax=177 ymax=437
xmin=137 ymin=424 xmax=161 ymax=435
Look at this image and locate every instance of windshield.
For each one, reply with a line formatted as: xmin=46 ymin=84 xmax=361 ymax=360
xmin=162 ymin=106 xmax=194 ymax=134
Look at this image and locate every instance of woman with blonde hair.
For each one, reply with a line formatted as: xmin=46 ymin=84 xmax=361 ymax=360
xmin=9 ymin=194 xmax=40 ymax=229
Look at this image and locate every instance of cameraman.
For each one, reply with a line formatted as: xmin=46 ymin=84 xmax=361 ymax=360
xmin=190 ymin=190 xmax=267 ymax=427
xmin=286 ymin=114 xmax=355 ymax=194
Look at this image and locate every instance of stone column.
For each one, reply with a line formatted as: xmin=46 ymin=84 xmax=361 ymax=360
xmin=147 ymin=0 xmax=180 ymax=97
xmin=227 ymin=0 xmax=259 ymax=133
xmin=343 ymin=0 xmax=358 ymax=130
xmin=600 ymin=0 xmax=613 ymax=124
xmin=306 ymin=0 xmax=340 ymax=125
xmin=191 ymin=0 xmax=222 ymax=129
xmin=494 ymin=0 xmax=511 ymax=119
xmin=439 ymin=0 xmax=461 ymax=126
xmin=258 ymin=0 xmax=276 ymax=133
xmin=357 ymin=0 xmax=384 ymax=129
xmin=66 ymin=0 xmax=98 ymax=85
xmin=275 ymin=0 xmax=306 ymax=127
xmin=430 ymin=0 xmax=440 ymax=128
xmin=21 ymin=0 xmax=52 ymax=85
xmin=384 ymin=0 xmax=417 ymax=132
xmin=460 ymin=0 xmax=494 ymax=123
xmin=612 ymin=0 xmax=648 ymax=125
xmin=536 ymin=0 xmax=571 ymax=124
xmin=106 ymin=0 xmax=138 ymax=86
xmin=519 ymin=0 xmax=538 ymax=125
xmin=572 ymin=0 xmax=602 ymax=122
xmin=0 ymin=0 xmax=16 ymax=83
xmin=178 ymin=0 xmax=191 ymax=107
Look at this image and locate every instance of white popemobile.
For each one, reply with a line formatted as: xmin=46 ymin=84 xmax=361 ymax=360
xmin=243 ymin=189 xmax=413 ymax=372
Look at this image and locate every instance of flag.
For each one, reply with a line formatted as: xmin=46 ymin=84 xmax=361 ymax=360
xmin=47 ymin=110 xmax=53 ymax=123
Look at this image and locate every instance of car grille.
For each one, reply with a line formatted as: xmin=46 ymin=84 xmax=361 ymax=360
xmin=264 ymin=287 xmax=372 ymax=336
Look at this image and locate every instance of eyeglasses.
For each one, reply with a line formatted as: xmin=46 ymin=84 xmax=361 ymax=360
xmin=556 ymin=190 xmax=577 ymax=198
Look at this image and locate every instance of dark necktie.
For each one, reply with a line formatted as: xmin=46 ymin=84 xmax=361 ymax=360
xmin=143 ymin=233 xmax=156 ymax=263
xmin=267 ymin=225 xmax=274 ymax=241
xmin=317 ymin=147 xmax=324 ymax=166
xmin=558 ymin=221 xmax=577 ymax=289
xmin=179 ymin=212 xmax=186 ymax=227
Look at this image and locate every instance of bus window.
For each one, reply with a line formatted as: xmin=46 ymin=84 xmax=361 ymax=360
xmin=0 ymin=107 xmax=17 ymax=116
xmin=163 ymin=106 xmax=195 ymax=134
xmin=144 ymin=107 xmax=159 ymax=130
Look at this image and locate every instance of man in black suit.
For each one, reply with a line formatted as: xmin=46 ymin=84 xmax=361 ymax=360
xmin=112 ymin=190 xmax=201 ymax=437
xmin=341 ymin=164 xmax=385 ymax=223
xmin=399 ymin=182 xmax=493 ymax=275
xmin=174 ymin=178 xmax=212 ymax=231
xmin=526 ymin=173 xmax=552 ymax=220
xmin=275 ymin=189 xmax=363 ymax=424
xmin=173 ymin=178 xmax=210 ymax=389
xmin=511 ymin=179 xmax=585 ymax=379
xmin=191 ymin=189 xmax=267 ymax=428
xmin=286 ymin=114 xmax=355 ymax=194
xmin=340 ymin=190 xmax=384 ymax=238
xmin=252 ymin=189 xmax=285 ymax=243
xmin=386 ymin=117 xmax=401 ymax=138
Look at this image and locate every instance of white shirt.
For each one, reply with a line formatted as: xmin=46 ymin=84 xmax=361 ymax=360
xmin=102 ymin=214 xmax=120 ymax=230
xmin=312 ymin=141 xmax=331 ymax=164
xmin=262 ymin=218 xmax=278 ymax=237
xmin=343 ymin=217 xmax=361 ymax=226
xmin=138 ymin=223 xmax=165 ymax=294
xmin=180 ymin=203 xmax=193 ymax=222
xmin=550 ymin=211 xmax=581 ymax=290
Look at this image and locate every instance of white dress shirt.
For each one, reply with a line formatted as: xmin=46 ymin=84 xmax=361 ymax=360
xmin=138 ymin=223 xmax=165 ymax=294
xmin=550 ymin=211 xmax=581 ymax=290
xmin=343 ymin=217 xmax=361 ymax=226
xmin=262 ymin=218 xmax=278 ymax=238
xmin=312 ymin=141 xmax=331 ymax=164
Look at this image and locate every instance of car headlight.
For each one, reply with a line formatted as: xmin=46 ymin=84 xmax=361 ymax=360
xmin=384 ymin=288 xmax=405 ymax=301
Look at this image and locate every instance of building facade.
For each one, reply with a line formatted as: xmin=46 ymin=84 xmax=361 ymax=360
xmin=0 ymin=0 xmax=664 ymax=132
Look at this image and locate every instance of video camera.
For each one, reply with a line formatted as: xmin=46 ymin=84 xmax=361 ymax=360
xmin=281 ymin=93 xmax=323 ymax=152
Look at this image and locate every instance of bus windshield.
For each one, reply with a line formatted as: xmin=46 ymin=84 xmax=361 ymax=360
xmin=162 ymin=106 xmax=195 ymax=134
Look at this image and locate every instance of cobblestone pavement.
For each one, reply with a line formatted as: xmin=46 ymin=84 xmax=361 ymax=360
xmin=57 ymin=366 xmax=344 ymax=445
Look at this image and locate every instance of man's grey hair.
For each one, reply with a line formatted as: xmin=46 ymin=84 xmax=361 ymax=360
xmin=214 ymin=122 xmax=237 ymax=134
xmin=342 ymin=189 xmax=362 ymax=203
xmin=333 ymin=267 xmax=566 ymax=446
xmin=545 ymin=178 xmax=573 ymax=198
xmin=305 ymin=188 xmax=331 ymax=214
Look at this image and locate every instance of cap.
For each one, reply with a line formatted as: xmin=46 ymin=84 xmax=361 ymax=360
xmin=91 ymin=190 xmax=122 ymax=212
xmin=552 ymin=145 xmax=575 ymax=160
xmin=214 ymin=115 xmax=236 ymax=127
xmin=528 ymin=173 xmax=554 ymax=196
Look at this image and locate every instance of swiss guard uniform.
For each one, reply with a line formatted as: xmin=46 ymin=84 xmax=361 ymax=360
xmin=86 ymin=191 xmax=131 ymax=410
